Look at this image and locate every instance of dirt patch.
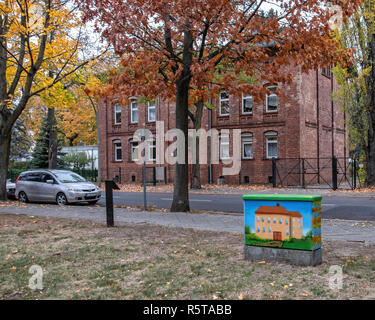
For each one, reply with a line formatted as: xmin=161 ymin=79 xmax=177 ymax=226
xmin=1 ymin=213 xmax=375 ymax=300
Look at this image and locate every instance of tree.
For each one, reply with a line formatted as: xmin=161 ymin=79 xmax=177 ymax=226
xmin=79 ymin=0 xmax=361 ymax=211
xmin=10 ymin=117 xmax=33 ymax=161
xmin=335 ymin=0 xmax=375 ymax=185
xmin=0 ymin=0 xmax=104 ymax=200
xmin=61 ymin=151 xmax=94 ymax=170
xmin=30 ymin=112 xmax=64 ymax=169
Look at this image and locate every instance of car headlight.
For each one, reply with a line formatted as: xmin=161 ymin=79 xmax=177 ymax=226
xmin=68 ymin=188 xmax=82 ymax=193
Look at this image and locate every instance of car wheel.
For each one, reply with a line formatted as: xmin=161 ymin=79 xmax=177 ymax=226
xmin=56 ymin=193 xmax=68 ymax=206
xmin=18 ymin=191 xmax=29 ymax=203
xmin=88 ymin=200 xmax=98 ymax=205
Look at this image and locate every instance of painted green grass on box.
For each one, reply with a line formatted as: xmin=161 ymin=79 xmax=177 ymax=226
xmin=245 ymin=232 xmax=314 ymax=250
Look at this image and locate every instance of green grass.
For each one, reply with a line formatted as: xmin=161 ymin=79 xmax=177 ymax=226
xmin=1 ymin=213 xmax=375 ymax=300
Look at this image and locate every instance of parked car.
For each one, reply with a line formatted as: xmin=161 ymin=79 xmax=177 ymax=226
xmin=6 ymin=179 xmax=16 ymax=199
xmin=15 ymin=169 xmax=101 ymax=205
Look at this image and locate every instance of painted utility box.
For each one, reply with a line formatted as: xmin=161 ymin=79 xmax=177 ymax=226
xmin=243 ymin=194 xmax=322 ymax=265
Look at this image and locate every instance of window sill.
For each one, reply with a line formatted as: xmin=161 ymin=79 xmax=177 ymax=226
xmin=264 ymin=111 xmax=278 ymax=115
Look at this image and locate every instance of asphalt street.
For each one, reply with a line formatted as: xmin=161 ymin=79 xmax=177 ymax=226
xmin=97 ymin=192 xmax=375 ymax=221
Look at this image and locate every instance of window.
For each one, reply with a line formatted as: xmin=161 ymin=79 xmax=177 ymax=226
xmin=257 ymin=216 xmax=260 ymax=222
xmin=322 ymin=66 xmax=332 ymax=78
xmin=219 ymin=92 xmax=230 ymax=116
xmin=263 ymin=227 xmax=265 ymax=232
xmin=130 ymin=140 xmax=139 ymax=161
xmin=262 ymin=217 xmax=264 ymax=222
xmin=241 ymin=133 xmax=253 ymax=159
xmin=148 ymin=139 xmax=156 ymax=161
xmin=273 ymin=218 xmax=276 ymax=224
xmin=285 ymin=219 xmax=289 ymax=225
xmin=257 ymin=227 xmax=260 ymax=232
xmin=114 ymin=140 xmax=122 ymax=162
xmin=279 ymin=218 xmax=282 ymax=224
xmin=268 ymin=218 xmax=271 ymax=223
xmin=286 ymin=230 xmax=290 ymax=236
xmin=242 ymin=94 xmax=253 ymax=114
xmin=266 ymin=86 xmax=278 ymax=113
xmin=269 ymin=227 xmax=272 ymax=232
xmin=219 ymin=133 xmax=230 ymax=159
xmin=130 ymin=101 xmax=138 ymax=123
xmin=40 ymin=173 xmax=54 ymax=183
xmin=114 ymin=104 xmax=121 ymax=125
xmin=265 ymin=131 xmax=278 ymax=159
xmin=148 ymin=102 xmax=156 ymax=122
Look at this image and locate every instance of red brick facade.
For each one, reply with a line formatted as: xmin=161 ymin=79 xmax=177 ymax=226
xmin=98 ymin=67 xmax=348 ymax=185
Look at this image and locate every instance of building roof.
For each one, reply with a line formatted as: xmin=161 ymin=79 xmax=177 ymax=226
xmin=243 ymin=194 xmax=322 ymax=202
xmin=255 ymin=204 xmax=302 ymax=218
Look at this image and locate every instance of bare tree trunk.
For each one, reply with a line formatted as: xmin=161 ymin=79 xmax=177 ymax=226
xmin=366 ymin=34 xmax=375 ymax=186
xmin=48 ymin=107 xmax=57 ymax=169
xmin=190 ymin=100 xmax=203 ymax=189
xmin=171 ymin=80 xmax=190 ymax=212
xmin=0 ymin=129 xmax=11 ymax=201
xmin=170 ymin=25 xmax=192 ymax=212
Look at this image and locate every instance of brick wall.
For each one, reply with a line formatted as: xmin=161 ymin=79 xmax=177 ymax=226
xmin=98 ymin=67 xmax=348 ymax=185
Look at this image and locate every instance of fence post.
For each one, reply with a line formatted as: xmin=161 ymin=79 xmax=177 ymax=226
xmin=353 ymin=159 xmax=357 ymax=190
xmin=332 ymin=156 xmax=338 ymax=190
xmin=272 ymin=158 xmax=277 ymax=188
xmin=302 ymin=158 xmax=306 ymax=189
xmin=153 ymin=167 xmax=156 ymax=186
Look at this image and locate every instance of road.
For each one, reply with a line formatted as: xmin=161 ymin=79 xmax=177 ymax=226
xmin=97 ymin=192 xmax=375 ymax=221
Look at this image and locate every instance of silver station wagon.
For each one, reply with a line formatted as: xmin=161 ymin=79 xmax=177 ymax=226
xmin=15 ymin=169 xmax=101 ymax=205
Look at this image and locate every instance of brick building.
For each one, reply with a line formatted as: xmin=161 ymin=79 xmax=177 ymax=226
xmin=98 ymin=66 xmax=348 ymax=185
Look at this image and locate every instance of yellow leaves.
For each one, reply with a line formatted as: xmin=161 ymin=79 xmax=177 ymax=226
xmin=238 ymin=294 xmax=244 ymax=300
xmin=10 ymin=266 xmax=17 ymax=272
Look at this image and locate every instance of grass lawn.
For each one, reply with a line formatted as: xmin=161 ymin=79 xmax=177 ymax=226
xmin=1 ymin=213 xmax=375 ymax=300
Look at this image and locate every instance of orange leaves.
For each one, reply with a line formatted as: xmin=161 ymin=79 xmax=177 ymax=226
xmin=76 ymin=0 xmax=362 ymax=105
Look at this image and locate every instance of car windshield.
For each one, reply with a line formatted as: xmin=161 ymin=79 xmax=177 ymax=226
xmin=54 ymin=172 xmax=86 ymax=183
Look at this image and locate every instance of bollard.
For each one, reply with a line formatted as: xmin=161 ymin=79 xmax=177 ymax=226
xmin=105 ymin=180 xmax=120 ymax=227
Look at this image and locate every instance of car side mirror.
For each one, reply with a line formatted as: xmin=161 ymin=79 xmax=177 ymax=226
xmin=46 ymin=180 xmax=54 ymax=184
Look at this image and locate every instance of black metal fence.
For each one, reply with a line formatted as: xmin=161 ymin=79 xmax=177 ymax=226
xmin=111 ymin=166 xmax=167 ymax=185
xmin=271 ymin=157 xmax=361 ymax=190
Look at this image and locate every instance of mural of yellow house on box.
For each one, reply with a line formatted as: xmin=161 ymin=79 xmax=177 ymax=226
xmin=243 ymin=194 xmax=322 ymax=251
xmin=255 ymin=203 xmax=303 ymax=241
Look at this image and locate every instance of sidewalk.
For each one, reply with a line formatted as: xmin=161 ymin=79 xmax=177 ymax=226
xmin=104 ymin=183 xmax=375 ymax=198
xmin=1 ymin=202 xmax=375 ymax=243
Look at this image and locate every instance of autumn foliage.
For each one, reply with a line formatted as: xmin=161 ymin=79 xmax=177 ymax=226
xmin=77 ymin=0 xmax=362 ymax=211
xmin=79 ymin=0 xmax=361 ymax=103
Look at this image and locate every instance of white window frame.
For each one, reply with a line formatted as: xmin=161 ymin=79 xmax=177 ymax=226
xmin=219 ymin=92 xmax=230 ymax=116
xmin=265 ymin=131 xmax=278 ymax=159
xmin=241 ymin=133 xmax=253 ymax=159
xmin=266 ymin=86 xmax=278 ymax=113
xmin=242 ymin=94 xmax=253 ymax=115
xmin=114 ymin=104 xmax=122 ymax=125
xmin=130 ymin=101 xmax=138 ymax=123
xmin=148 ymin=102 xmax=156 ymax=122
xmin=148 ymin=139 xmax=156 ymax=161
xmin=130 ymin=140 xmax=139 ymax=161
xmin=114 ymin=140 xmax=122 ymax=162
xmin=219 ymin=133 xmax=230 ymax=160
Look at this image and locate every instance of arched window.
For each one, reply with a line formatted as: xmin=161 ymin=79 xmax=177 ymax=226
xmin=114 ymin=104 xmax=121 ymax=125
xmin=113 ymin=140 xmax=122 ymax=162
xmin=266 ymin=85 xmax=278 ymax=113
xmin=130 ymin=139 xmax=139 ymax=162
xmin=242 ymin=93 xmax=253 ymax=114
xmin=148 ymin=102 xmax=156 ymax=122
xmin=219 ymin=92 xmax=230 ymax=116
xmin=241 ymin=133 xmax=253 ymax=159
xmin=265 ymin=131 xmax=278 ymax=159
xmin=130 ymin=100 xmax=138 ymax=123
